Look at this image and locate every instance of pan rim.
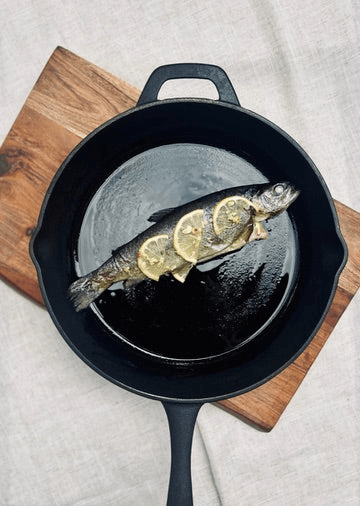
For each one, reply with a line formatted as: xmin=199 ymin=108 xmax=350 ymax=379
xmin=30 ymin=97 xmax=348 ymax=402
xmin=34 ymin=97 xmax=346 ymax=253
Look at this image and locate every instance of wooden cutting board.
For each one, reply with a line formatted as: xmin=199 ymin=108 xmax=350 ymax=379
xmin=1 ymin=47 xmax=359 ymax=431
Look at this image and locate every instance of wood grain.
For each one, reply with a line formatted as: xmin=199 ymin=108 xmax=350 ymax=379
xmin=217 ymin=202 xmax=360 ymax=430
xmin=0 ymin=47 xmax=359 ymax=431
xmin=0 ymin=47 xmax=139 ymax=304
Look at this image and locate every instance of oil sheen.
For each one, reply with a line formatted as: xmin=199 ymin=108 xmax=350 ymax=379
xmin=76 ymin=143 xmax=299 ymax=361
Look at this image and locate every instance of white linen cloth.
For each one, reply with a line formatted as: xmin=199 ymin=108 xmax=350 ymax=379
xmin=1 ymin=1 xmax=359 ymax=504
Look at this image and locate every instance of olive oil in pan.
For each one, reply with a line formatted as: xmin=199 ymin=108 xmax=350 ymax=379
xmin=76 ymin=143 xmax=268 ymax=278
xmin=75 ymin=143 xmax=299 ymax=361
xmin=91 ymin=213 xmax=298 ymax=361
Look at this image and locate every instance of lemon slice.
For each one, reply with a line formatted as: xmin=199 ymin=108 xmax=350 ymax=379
xmin=172 ymin=262 xmax=193 ymax=283
xmin=137 ymin=234 xmax=170 ymax=281
xmin=173 ymin=209 xmax=205 ymax=263
xmin=213 ymin=196 xmax=252 ymax=242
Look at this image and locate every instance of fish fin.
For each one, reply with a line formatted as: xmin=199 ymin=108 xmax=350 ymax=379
xmin=148 ymin=207 xmax=176 ymax=223
xmin=123 ymin=277 xmax=144 ymax=288
xmin=248 ymin=222 xmax=268 ymax=242
xmin=217 ymin=237 xmax=247 ymax=256
xmin=67 ymin=274 xmax=107 ymax=312
xmin=172 ymin=263 xmax=194 ymax=283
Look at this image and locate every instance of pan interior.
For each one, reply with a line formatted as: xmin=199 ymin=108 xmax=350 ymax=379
xmin=75 ymin=143 xmax=298 ymax=361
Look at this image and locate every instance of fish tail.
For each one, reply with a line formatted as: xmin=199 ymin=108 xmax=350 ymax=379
xmin=67 ymin=271 xmax=110 ymax=312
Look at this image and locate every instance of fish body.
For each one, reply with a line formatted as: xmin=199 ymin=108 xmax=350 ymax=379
xmin=68 ymin=182 xmax=299 ymax=311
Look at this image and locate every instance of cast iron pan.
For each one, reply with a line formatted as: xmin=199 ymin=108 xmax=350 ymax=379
xmin=30 ymin=64 xmax=347 ymax=505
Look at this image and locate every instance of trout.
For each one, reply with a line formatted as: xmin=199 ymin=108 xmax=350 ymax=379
xmin=68 ymin=182 xmax=299 ymax=311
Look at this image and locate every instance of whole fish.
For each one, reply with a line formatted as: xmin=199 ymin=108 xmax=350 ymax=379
xmin=68 ymin=182 xmax=299 ymax=311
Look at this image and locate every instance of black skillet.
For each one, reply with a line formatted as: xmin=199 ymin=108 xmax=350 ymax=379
xmin=30 ymin=64 xmax=347 ymax=505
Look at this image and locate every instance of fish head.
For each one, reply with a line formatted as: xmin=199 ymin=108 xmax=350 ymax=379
xmin=250 ymin=182 xmax=300 ymax=218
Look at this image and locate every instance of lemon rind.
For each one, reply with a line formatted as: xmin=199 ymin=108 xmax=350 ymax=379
xmin=173 ymin=209 xmax=205 ymax=263
xmin=212 ymin=196 xmax=255 ymax=238
xmin=137 ymin=234 xmax=169 ymax=281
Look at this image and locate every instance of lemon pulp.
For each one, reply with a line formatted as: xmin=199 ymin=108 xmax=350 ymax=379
xmin=173 ymin=209 xmax=205 ymax=263
xmin=137 ymin=234 xmax=170 ymax=281
xmin=212 ymin=196 xmax=253 ymax=242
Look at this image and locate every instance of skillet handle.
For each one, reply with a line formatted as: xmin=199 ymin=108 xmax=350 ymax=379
xmin=137 ymin=63 xmax=240 ymax=107
xmin=162 ymin=401 xmax=202 ymax=506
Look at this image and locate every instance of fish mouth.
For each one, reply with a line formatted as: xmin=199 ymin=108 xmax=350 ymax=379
xmin=284 ymin=185 xmax=300 ymax=208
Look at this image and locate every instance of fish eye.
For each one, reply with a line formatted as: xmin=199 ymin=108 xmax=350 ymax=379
xmin=274 ymin=184 xmax=285 ymax=195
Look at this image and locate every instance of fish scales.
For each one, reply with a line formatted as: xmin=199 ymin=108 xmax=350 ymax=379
xmin=68 ymin=182 xmax=299 ymax=311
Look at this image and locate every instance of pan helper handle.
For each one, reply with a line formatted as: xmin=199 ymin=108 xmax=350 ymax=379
xmin=137 ymin=63 xmax=240 ymax=107
xmin=162 ymin=401 xmax=203 ymax=506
